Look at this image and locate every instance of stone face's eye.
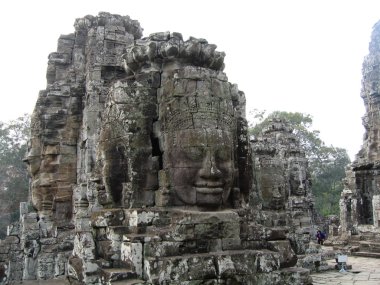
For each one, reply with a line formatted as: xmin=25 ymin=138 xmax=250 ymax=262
xmin=184 ymin=147 xmax=205 ymax=161
xmin=216 ymin=147 xmax=231 ymax=162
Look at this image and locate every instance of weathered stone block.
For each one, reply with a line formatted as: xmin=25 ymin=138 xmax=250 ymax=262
xmin=57 ymin=34 xmax=75 ymax=53
xmin=266 ymin=227 xmax=288 ymax=241
xmin=73 ymin=232 xmax=96 ymax=260
xmin=194 ymin=223 xmax=220 ymax=239
xmin=220 ymin=222 xmax=240 ymax=239
xmin=208 ymin=239 xmax=222 ymax=252
xmin=163 ymin=224 xmax=195 ymax=242
xmin=144 ymin=256 xmax=189 ymax=283
xmin=215 ymin=255 xmax=236 ymax=278
xmin=187 ymin=256 xmax=216 ymax=280
xmin=91 ymin=209 xmax=125 ymax=227
xmin=172 ymin=210 xmax=239 ymax=225
xmin=7 ymin=222 xmax=20 ymax=236
xmin=37 ymin=254 xmax=55 ymax=280
xmin=22 ymin=231 xmax=40 ymax=241
xmin=135 ymin=72 xmax=161 ymax=88
xmin=144 ymin=241 xmax=182 ymax=257
xmin=229 ymin=252 xmax=256 ymax=275
xmin=4 ymin=236 xmax=19 ymax=245
xmin=280 ymin=267 xmax=312 ymax=285
xmin=121 ymin=242 xmax=143 ymax=277
xmin=267 ymin=240 xmax=297 ymax=268
xmin=241 ymin=240 xmax=266 ymax=250
xmin=96 ymin=240 xmax=113 ymax=260
xmin=254 ymin=251 xmax=281 ymax=273
xmin=48 ymin=52 xmax=72 ymax=65
xmin=41 ymin=244 xmax=58 ymax=253
xmin=221 ymin=238 xmax=241 ymax=250
xmin=0 ymin=245 xmax=10 ymax=255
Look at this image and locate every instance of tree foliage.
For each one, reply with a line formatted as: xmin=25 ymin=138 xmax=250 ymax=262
xmin=249 ymin=110 xmax=350 ymax=216
xmin=0 ymin=114 xmax=30 ymax=238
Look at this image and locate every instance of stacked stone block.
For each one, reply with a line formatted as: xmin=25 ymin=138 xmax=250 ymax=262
xmin=88 ymin=208 xmax=312 ymax=284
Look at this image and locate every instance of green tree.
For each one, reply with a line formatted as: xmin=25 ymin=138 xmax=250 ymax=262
xmin=249 ymin=110 xmax=350 ymax=216
xmin=0 ymin=114 xmax=30 ymax=238
xmin=312 ymin=147 xmax=350 ymax=216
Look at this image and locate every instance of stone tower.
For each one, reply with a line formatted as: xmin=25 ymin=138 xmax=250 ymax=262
xmin=251 ymin=118 xmax=314 ymax=255
xmin=0 ymin=13 xmax=312 ymax=285
xmin=340 ymin=20 xmax=380 ymax=236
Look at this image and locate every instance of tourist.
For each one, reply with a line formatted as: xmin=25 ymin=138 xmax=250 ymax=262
xmin=316 ymin=230 xmax=326 ymax=245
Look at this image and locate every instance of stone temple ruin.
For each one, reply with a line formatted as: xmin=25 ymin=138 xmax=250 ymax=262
xmin=337 ymin=20 xmax=380 ymax=257
xmin=251 ymin=118 xmax=314 ymax=256
xmin=0 ymin=12 xmax=320 ymax=284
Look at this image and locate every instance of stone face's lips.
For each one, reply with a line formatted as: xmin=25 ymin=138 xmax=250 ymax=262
xmin=271 ymin=197 xmax=285 ymax=210
xmin=195 ymin=187 xmax=224 ymax=194
xmin=272 ymin=197 xmax=283 ymax=203
xmin=195 ymin=181 xmax=224 ymax=187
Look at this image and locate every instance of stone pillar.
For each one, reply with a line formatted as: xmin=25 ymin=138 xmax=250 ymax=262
xmin=372 ymin=194 xmax=380 ymax=227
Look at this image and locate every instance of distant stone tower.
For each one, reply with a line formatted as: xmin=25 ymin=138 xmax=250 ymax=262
xmin=251 ymin=118 xmax=314 ymax=255
xmin=340 ymin=20 xmax=380 ymax=238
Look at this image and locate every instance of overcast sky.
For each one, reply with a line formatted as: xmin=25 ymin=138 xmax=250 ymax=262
xmin=1 ymin=0 xmax=380 ymax=160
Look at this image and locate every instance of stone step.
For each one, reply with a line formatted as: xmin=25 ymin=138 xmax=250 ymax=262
xmin=359 ymin=240 xmax=380 ymax=245
xmin=111 ymin=279 xmax=146 ymax=285
xmin=359 ymin=241 xmax=380 ymax=253
xmin=123 ymin=233 xmax=158 ymax=242
xmin=349 ymin=245 xmax=360 ymax=252
xmin=101 ymin=268 xmax=138 ymax=283
xmin=144 ymin=249 xmax=281 ymax=284
xmin=352 ymin=251 xmax=380 ymax=258
xmin=280 ymin=267 xmax=312 ymax=285
xmin=358 ymin=232 xmax=380 ymax=241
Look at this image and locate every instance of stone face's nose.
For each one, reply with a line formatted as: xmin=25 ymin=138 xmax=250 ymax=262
xmin=272 ymin=187 xmax=282 ymax=198
xmin=198 ymin=148 xmax=222 ymax=182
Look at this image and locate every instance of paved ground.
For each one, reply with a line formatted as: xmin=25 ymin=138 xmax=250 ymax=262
xmin=311 ymin=256 xmax=380 ymax=285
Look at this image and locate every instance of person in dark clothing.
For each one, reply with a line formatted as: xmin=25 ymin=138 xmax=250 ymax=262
xmin=316 ymin=230 xmax=326 ymax=245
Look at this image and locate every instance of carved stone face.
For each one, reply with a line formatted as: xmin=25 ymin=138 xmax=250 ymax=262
xmin=164 ymin=129 xmax=235 ymax=208
xmin=289 ymin=163 xmax=307 ymax=196
xmin=258 ymin=161 xmax=285 ymax=210
xmin=262 ymin=183 xmax=285 ymax=210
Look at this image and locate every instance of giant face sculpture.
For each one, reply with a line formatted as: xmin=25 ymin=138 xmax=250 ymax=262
xmin=289 ymin=161 xmax=308 ymax=196
xmin=122 ymin=35 xmax=247 ymax=209
xmin=164 ymin=128 xmax=235 ymax=207
xmin=159 ymin=67 xmax=239 ymax=209
xmin=254 ymin=157 xmax=286 ymax=210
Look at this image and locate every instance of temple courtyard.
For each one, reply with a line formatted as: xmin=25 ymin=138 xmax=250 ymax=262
xmin=311 ymin=252 xmax=380 ymax=285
